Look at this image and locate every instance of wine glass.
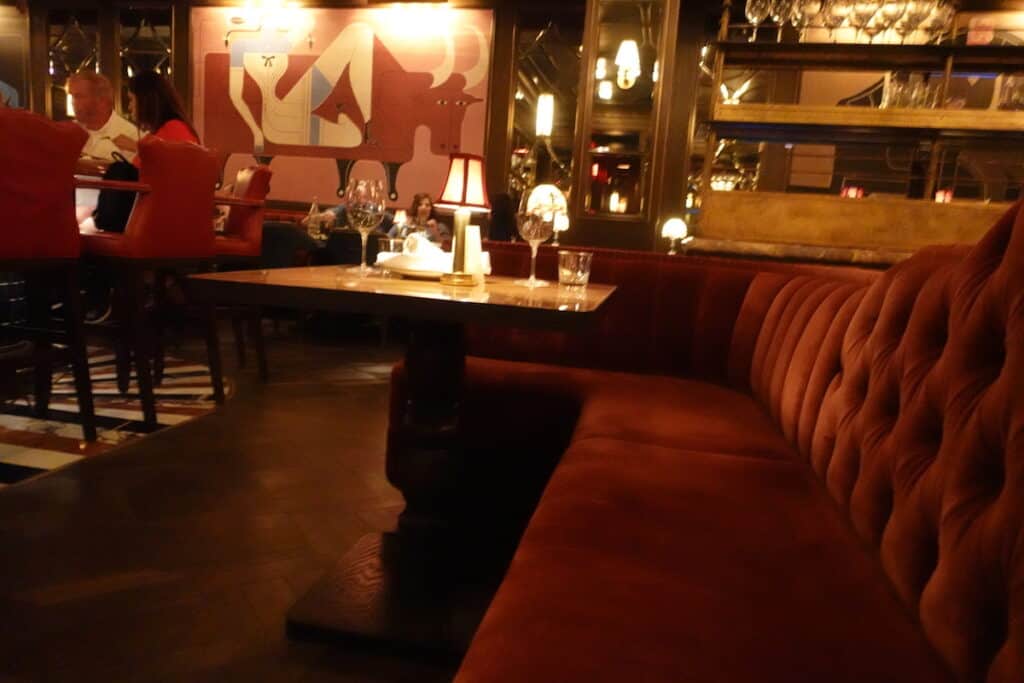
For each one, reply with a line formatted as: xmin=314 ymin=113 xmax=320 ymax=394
xmin=920 ymin=0 xmax=954 ymax=44
xmin=876 ymin=0 xmax=908 ymax=42
xmin=514 ymin=194 xmax=555 ymax=289
xmin=894 ymin=0 xmax=930 ymax=43
xmin=790 ymin=0 xmax=823 ymax=39
xmin=344 ymin=177 xmax=386 ymax=277
xmin=746 ymin=0 xmax=773 ymax=42
xmin=769 ymin=0 xmax=796 ymax=40
xmin=820 ymin=0 xmax=853 ymax=42
xmin=849 ymin=0 xmax=881 ymax=42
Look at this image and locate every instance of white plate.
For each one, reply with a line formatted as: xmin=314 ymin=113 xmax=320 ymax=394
xmin=384 ymin=263 xmax=445 ymax=280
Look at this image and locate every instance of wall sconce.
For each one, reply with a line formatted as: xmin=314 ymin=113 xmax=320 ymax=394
xmin=535 ymin=93 xmax=554 ymax=137
xmin=661 ymin=217 xmax=693 ymax=255
xmin=609 ymin=190 xmax=620 ymax=212
xmin=934 ymin=188 xmax=953 ymax=203
xmin=615 ymin=40 xmax=641 ymax=89
xmin=652 ymin=60 xmax=659 ymax=83
xmin=595 ymin=57 xmax=607 ymax=80
xmin=597 ymin=80 xmax=613 ymax=100
xmin=224 ymin=0 xmax=312 ymax=48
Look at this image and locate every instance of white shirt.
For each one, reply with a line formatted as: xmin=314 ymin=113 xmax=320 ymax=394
xmin=80 ymin=111 xmax=139 ymax=161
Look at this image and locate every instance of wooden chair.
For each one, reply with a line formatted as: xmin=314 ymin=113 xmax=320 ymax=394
xmin=0 ymin=108 xmax=96 ymax=440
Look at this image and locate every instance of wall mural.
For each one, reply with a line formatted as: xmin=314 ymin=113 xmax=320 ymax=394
xmin=191 ymin=6 xmax=492 ymax=205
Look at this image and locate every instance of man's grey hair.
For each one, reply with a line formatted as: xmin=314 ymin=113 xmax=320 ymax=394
xmin=68 ymin=71 xmax=114 ymax=103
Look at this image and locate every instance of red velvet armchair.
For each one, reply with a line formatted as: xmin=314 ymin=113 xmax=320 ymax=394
xmin=79 ymin=136 xmax=223 ymax=426
xmin=0 ymin=107 xmax=96 ymax=440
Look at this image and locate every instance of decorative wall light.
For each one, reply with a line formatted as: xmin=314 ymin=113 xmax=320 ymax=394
xmin=597 ymin=80 xmax=613 ymax=100
xmin=652 ymin=59 xmax=659 ymax=83
xmin=934 ymin=188 xmax=953 ymax=203
xmin=614 ymin=39 xmax=641 ymax=89
xmin=661 ymin=217 xmax=693 ymax=255
xmin=535 ymin=93 xmax=554 ymax=137
xmin=595 ymin=57 xmax=607 ymax=80
xmin=225 ymin=0 xmax=311 ymax=48
xmin=609 ymin=190 xmax=620 ymax=212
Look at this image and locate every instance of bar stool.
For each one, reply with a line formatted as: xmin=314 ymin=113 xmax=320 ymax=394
xmin=0 ymin=107 xmax=97 ymax=440
xmin=80 ymin=136 xmax=223 ymax=427
xmin=214 ymin=165 xmax=272 ymax=382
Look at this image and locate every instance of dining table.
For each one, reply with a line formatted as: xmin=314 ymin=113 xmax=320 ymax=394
xmin=188 ymin=265 xmax=617 ymax=652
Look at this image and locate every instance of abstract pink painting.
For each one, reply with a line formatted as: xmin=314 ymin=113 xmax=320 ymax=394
xmin=191 ymin=6 xmax=492 ymax=206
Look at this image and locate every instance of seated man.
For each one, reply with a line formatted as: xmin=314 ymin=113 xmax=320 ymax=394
xmin=69 ymin=72 xmax=139 ymax=227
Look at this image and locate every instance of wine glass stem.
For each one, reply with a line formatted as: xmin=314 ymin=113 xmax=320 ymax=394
xmin=529 ymin=242 xmax=539 ymax=285
xmin=360 ymin=230 xmax=369 ymax=272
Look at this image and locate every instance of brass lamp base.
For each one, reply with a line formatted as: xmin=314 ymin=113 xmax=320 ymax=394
xmin=440 ymin=272 xmax=478 ymax=286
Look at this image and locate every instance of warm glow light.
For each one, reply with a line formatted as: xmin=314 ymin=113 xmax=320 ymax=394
xmin=535 ymin=93 xmax=554 ymax=137
xmin=394 ymin=209 xmax=408 ymax=226
xmin=841 ymin=186 xmax=865 ymax=198
xmin=595 ymin=57 xmax=607 ymax=79
xmin=591 ymin=162 xmax=600 ymax=178
xmin=598 ymin=80 xmax=613 ymax=100
xmin=935 ymin=188 xmax=953 ymax=203
xmin=385 ymin=4 xmax=454 ymax=39
xmin=661 ymin=217 xmax=688 ymax=240
xmin=66 ymin=90 xmax=75 ymax=118
xmin=526 ymin=184 xmax=569 ymax=220
xmin=614 ymin=40 xmax=641 ymax=89
xmin=652 ymin=60 xmax=660 ymax=83
xmin=553 ymin=213 xmax=570 ymax=233
xmin=608 ymin=191 xmax=620 ymax=212
xmin=437 ymin=153 xmax=491 ymax=213
xmin=515 ymin=89 xmax=525 ymax=101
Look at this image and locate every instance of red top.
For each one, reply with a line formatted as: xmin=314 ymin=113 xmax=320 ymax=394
xmin=133 ymin=119 xmax=199 ymax=167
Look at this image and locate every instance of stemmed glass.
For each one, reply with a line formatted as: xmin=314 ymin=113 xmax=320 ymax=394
xmin=344 ymin=177 xmax=386 ymax=277
xmin=746 ymin=0 xmax=772 ymax=42
xmin=789 ymin=0 xmax=824 ymax=40
xmin=820 ymin=0 xmax=853 ymax=42
xmin=876 ymin=0 xmax=908 ymax=42
xmin=920 ymin=0 xmax=954 ymax=44
xmin=849 ymin=0 xmax=881 ymax=42
xmin=894 ymin=0 xmax=932 ymax=43
xmin=514 ymin=193 xmax=555 ymax=289
xmin=770 ymin=0 xmax=796 ymax=40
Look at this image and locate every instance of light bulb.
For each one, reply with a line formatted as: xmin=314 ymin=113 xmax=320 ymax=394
xmin=595 ymin=57 xmax=607 ymax=80
xmin=535 ymin=93 xmax=554 ymax=137
xmin=598 ymin=80 xmax=613 ymax=100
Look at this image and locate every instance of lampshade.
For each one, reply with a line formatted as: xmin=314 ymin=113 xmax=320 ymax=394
xmin=436 ymin=153 xmax=491 ymax=213
xmin=661 ymin=217 xmax=688 ymax=240
xmin=597 ymin=80 xmax=613 ymax=100
xmin=535 ymin=93 xmax=554 ymax=137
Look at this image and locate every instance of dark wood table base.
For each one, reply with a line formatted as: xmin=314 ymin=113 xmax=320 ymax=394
xmin=286 ymin=531 xmax=509 ymax=655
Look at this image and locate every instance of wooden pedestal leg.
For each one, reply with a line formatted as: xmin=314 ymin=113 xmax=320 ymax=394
xmin=287 ymin=320 xmax=500 ymax=654
xmin=387 ymin=320 xmax=465 ymax=536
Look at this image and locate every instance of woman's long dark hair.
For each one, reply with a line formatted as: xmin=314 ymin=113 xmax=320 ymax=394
xmin=408 ymin=192 xmax=436 ymax=224
xmin=128 ymin=70 xmax=198 ymax=139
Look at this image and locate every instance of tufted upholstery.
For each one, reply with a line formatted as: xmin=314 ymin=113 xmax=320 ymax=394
xmin=723 ymin=202 xmax=1023 ymax=681
xmin=0 ymin=108 xmax=87 ymax=261
xmin=391 ymin=204 xmax=1023 ymax=683
xmin=81 ymin=136 xmax=219 ymax=260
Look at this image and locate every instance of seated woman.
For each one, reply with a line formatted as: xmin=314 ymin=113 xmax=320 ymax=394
xmin=116 ymin=70 xmax=199 ymax=161
xmin=388 ymin=193 xmax=450 ymax=243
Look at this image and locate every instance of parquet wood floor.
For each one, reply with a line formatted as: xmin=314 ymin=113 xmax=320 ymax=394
xmin=0 ymin=326 xmax=459 ymax=682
